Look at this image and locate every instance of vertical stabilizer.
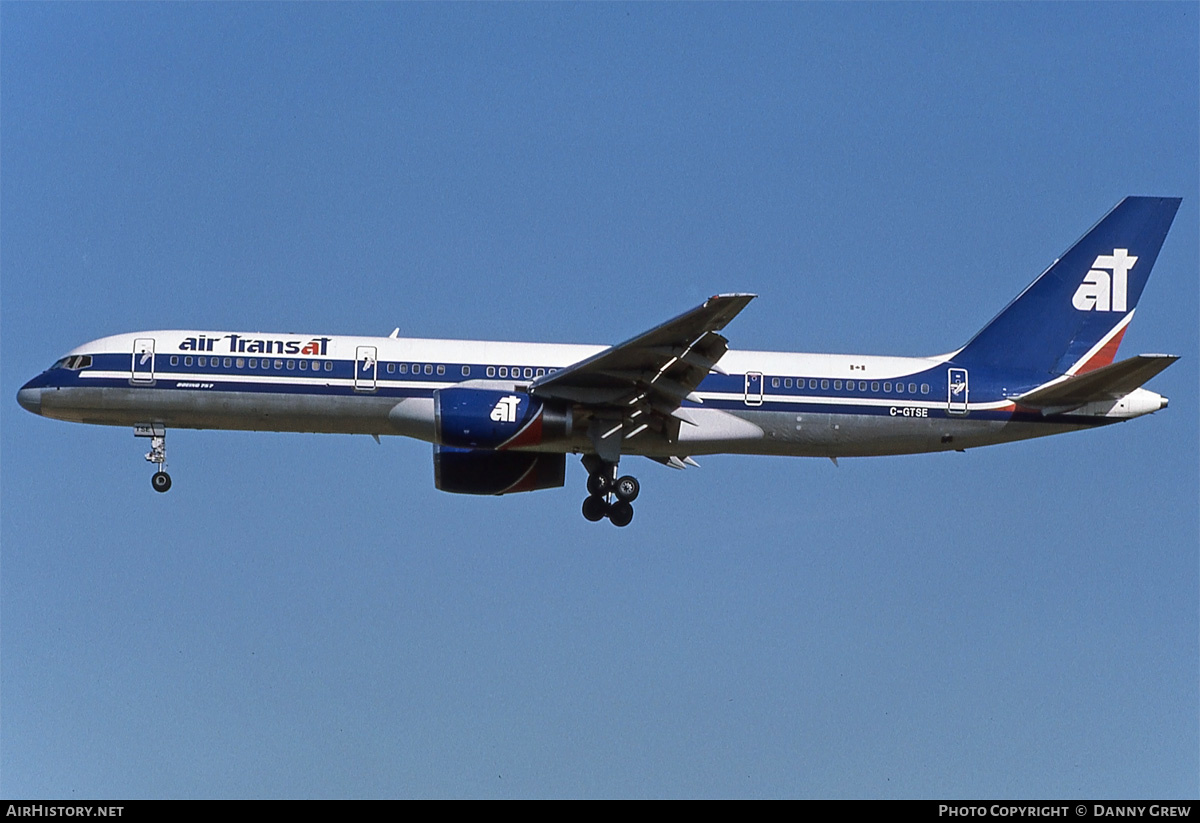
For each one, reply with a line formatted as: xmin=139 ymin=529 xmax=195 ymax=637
xmin=953 ymin=197 xmax=1180 ymax=377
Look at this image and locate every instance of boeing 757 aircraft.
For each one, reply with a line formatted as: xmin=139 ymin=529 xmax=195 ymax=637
xmin=17 ymin=197 xmax=1181 ymax=526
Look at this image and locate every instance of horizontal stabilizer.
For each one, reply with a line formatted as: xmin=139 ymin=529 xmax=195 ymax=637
xmin=1016 ymin=354 xmax=1177 ymax=411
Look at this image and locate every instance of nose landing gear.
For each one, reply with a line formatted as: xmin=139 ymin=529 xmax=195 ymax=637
xmin=580 ymin=455 xmax=639 ymax=527
xmin=135 ymin=424 xmax=172 ymax=493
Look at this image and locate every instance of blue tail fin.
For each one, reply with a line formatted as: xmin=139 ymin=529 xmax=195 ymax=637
xmin=954 ymin=196 xmax=1180 ymax=377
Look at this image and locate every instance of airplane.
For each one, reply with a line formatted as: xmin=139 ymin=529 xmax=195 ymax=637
xmin=16 ymin=196 xmax=1182 ymax=526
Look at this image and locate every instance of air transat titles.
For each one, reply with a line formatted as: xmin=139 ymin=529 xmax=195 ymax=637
xmin=177 ymin=335 xmax=332 ymax=355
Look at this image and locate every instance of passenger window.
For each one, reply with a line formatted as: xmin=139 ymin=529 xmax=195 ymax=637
xmin=487 ymin=366 xmax=495 ymax=377
xmin=185 ymin=356 xmax=193 ymax=366
xmin=386 ymin=363 xmax=394 ymax=374
xmin=300 ymin=360 xmax=308 ymax=371
xmin=809 ymin=379 xmax=817 ymax=389
xmin=286 ymin=360 xmax=295 ymax=370
xmin=871 ymin=382 xmax=879 ymax=391
xmin=171 ymin=356 xmax=179 ymax=366
xmin=437 ymin=365 xmax=445 ymax=375
xmin=921 ymin=383 xmax=930 ymax=394
xmin=324 ymin=361 xmax=332 ymax=371
xmin=237 ymin=358 xmax=245 ymax=368
xmin=834 ymin=380 xmax=842 ymax=390
xmin=499 ymin=367 xmax=507 ymax=378
xmin=883 ymin=382 xmax=891 ymax=392
xmin=462 ymin=366 xmax=471 ymax=376
xmin=274 ymin=360 xmax=283 ymax=369
xmin=398 ymin=364 xmax=407 ymax=374
xmin=523 ymin=367 xmax=532 ymax=379
xmin=771 ymin=378 xmax=780 ymax=388
xmin=249 ymin=359 xmax=257 ymax=368
xmin=784 ymin=378 xmax=792 ymax=388
xmin=198 ymin=357 xmax=206 ymax=367
xmin=821 ymin=380 xmax=829 ymax=390
xmin=909 ymin=383 xmax=917 ymax=393
xmin=424 ymin=364 xmax=433 ymax=375
xmin=536 ymin=368 xmax=545 ymax=377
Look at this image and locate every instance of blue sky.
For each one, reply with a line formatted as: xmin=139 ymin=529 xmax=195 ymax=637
xmin=2 ymin=3 xmax=1196 ymax=799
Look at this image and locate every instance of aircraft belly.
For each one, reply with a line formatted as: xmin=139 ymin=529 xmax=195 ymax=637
xmin=667 ymin=409 xmax=1098 ymax=458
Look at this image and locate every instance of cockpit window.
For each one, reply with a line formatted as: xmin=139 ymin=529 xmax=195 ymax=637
xmin=52 ymin=355 xmax=93 ymax=370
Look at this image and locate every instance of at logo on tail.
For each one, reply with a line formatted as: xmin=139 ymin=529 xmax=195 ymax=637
xmin=1072 ymin=249 xmax=1137 ymax=312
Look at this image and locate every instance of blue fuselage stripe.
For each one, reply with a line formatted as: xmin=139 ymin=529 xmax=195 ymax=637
xmin=25 ymin=351 xmax=1099 ymax=427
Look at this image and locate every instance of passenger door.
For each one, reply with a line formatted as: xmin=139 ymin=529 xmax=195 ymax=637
xmin=354 ymin=346 xmax=378 ymax=392
xmin=131 ymin=338 xmax=156 ymax=385
xmin=744 ymin=371 xmax=764 ymax=406
xmin=947 ymin=368 xmax=968 ymax=415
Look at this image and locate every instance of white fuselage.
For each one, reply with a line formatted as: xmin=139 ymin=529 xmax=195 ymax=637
xmin=18 ymin=329 xmax=1154 ymax=462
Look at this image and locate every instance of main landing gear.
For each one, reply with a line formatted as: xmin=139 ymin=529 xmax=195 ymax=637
xmin=135 ymin=424 xmax=172 ymax=493
xmin=580 ymin=455 xmax=640 ymax=527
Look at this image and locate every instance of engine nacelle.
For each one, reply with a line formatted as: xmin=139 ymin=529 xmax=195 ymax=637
xmin=433 ymin=387 xmax=570 ymax=450
xmin=433 ymin=445 xmax=566 ymax=495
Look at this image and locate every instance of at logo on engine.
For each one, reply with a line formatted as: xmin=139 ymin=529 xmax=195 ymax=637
xmin=490 ymin=395 xmax=521 ymax=423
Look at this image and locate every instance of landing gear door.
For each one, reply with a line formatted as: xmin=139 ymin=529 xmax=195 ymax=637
xmin=744 ymin=371 xmax=763 ymax=406
xmin=947 ymin=368 xmax=968 ymax=416
xmin=131 ymin=338 xmax=156 ymax=385
xmin=354 ymin=346 xmax=377 ymax=392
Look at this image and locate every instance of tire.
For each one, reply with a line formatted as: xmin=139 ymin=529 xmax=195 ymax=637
xmin=582 ymin=495 xmax=608 ymax=522
xmin=586 ymin=474 xmax=610 ymax=497
xmin=614 ymin=475 xmax=640 ymax=502
xmin=608 ymin=500 xmax=634 ymax=527
xmin=152 ymin=471 xmax=172 ymax=493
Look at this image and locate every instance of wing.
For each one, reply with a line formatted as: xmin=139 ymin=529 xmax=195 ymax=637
xmin=530 ymin=293 xmax=755 ymax=460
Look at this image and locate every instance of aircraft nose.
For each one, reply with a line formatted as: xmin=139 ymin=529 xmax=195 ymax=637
xmin=17 ymin=385 xmax=42 ymax=415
